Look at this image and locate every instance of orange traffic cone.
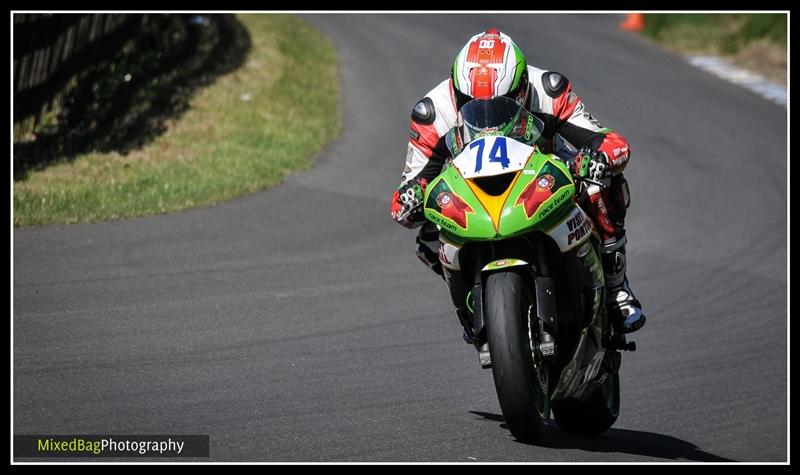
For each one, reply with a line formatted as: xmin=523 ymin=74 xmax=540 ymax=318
xmin=620 ymin=13 xmax=645 ymax=32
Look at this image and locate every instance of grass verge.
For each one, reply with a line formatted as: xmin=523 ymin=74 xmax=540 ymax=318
xmin=13 ymin=14 xmax=341 ymax=227
xmin=641 ymin=14 xmax=787 ymax=85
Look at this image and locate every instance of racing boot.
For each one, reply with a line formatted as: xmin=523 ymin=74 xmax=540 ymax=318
xmin=601 ymin=234 xmax=646 ymax=333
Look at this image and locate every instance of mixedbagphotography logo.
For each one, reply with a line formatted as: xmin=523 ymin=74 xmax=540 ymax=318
xmin=14 ymin=435 xmax=210 ymax=458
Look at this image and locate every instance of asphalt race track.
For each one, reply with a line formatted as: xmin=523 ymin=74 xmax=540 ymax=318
xmin=13 ymin=14 xmax=788 ymax=462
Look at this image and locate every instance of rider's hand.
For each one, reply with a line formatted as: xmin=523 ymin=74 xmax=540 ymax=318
xmin=570 ymin=147 xmax=611 ymax=188
xmin=391 ymin=178 xmax=428 ymax=228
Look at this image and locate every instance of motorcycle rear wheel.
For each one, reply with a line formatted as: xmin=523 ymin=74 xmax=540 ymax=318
xmin=552 ymin=369 xmax=620 ymax=435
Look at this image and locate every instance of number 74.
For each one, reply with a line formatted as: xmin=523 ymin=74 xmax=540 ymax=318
xmin=469 ymin=137 xmax=510 ymax=172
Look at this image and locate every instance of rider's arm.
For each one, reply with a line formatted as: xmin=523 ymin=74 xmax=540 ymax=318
xmin=390 ymin=134 xmax=450 ymax=229
xmin=402 ymin=118 xmax=450 ymax=187
xmin=538 ymin=71 xmax=631 ymax=176
xmin=391 ymin=81 xmax=458 ymax=228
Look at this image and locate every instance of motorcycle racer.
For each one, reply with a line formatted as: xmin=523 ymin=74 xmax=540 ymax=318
xmin=390 ymin=28 xmax=646 ymax=353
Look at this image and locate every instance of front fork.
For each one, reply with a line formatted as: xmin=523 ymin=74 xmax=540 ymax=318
xmin=444 ymin=237 xmax=560 ymax=356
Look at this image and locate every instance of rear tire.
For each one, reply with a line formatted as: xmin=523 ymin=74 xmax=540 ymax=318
xmin=484 ymin=271 xmax=549 ymax=443
xmin=552 ymin=370 xmax=620 ymax=435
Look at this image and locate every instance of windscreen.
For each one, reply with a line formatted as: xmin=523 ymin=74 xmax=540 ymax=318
xmin=460 ymin=96 xmax=543 ymax=146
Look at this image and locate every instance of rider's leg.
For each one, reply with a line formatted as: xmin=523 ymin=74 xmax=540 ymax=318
xmin=443 ymin=267 xmax=491 ymax=367
xmin=443 ymin=268 xmax=479 ymax=345
xmin=416 ymin=223 xmax=487 ymax=353
xmin=415 ymin=222 xmax=443 ymax=276
xmin=585 ymin=174 xmax=646 ymax=333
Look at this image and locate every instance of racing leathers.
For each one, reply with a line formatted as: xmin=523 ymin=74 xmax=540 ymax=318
xmin=390 ymin=66 xmax=646 ymax=344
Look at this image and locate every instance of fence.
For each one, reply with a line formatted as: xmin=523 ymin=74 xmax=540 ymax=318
xmin=13 ymin=13 xmax=144 ymax=141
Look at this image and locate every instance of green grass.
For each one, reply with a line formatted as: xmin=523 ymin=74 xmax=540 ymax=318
xmin=640 ymin=13 xmax=787 ymax=84
xmin=643 ymin=14 xmax=786 ymax=54
xmin=13 ymin=14 xmax=341 ymax=227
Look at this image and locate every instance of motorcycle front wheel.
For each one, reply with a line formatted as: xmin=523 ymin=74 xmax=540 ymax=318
xmin=484 ymin=270 xmax=549 ymax=443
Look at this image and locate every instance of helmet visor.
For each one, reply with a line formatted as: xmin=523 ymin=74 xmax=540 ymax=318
xmin=460 ymin=96 xmax=542 ymax=145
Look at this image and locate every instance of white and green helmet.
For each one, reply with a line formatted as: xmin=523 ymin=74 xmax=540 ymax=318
xmin=451 ymin=28 xmax=529 ymax=109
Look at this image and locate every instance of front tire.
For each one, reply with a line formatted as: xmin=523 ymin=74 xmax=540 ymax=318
xmin=484 ymin=271 xmax=549 ymax=442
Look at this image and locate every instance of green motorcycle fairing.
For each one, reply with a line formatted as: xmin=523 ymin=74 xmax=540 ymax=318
xmin=423 ymin=149 xmax=577 ymax=242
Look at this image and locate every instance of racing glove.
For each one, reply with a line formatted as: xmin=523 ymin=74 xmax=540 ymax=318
xmin=390 ymin=177 xmax=428 ymax=228
xmin=570 ymin=147 xmax=611 ymax=188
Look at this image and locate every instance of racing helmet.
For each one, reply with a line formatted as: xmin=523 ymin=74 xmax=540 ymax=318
xmin=451 ymin=28 xmax=529 ymax=110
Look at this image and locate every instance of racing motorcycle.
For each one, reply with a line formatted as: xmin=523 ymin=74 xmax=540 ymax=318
xmin=422 ymin=96 xmax=636 ymax=442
